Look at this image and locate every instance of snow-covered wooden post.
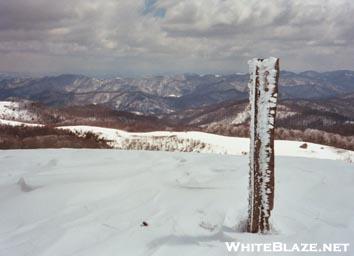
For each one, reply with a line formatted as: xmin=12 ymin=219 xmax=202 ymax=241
xmin=247 ymin=57 xmax=279 ymax=233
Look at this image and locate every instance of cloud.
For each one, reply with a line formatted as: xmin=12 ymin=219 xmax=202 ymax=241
xmin=0 ymin=0 xmax=353 ymax=75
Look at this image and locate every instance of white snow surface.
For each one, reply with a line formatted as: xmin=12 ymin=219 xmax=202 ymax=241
xmin=231 ymin=107 xmax=249 ymax=125
xmin=1 ymin=117 xmax=353 ymax=162
xmin=59 ymin=125 xmax=354 ymax=162
xmin=0 ymin=119 xmax=43 ymax=127
xmin=0 ymin=149 xmax=353 ymax=256
xmin=0 ymin=101 xmax=36 ymax=122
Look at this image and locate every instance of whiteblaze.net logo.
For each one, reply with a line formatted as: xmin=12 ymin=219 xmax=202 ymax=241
xmin=225 ymin=242 xmax=350 ymax=254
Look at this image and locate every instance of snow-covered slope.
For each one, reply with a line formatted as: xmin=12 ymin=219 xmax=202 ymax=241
xmin=0 ymin=101 xmax=42 ymax=126
xmin=0 ymin=119 xmax=42 ymax=127
xmin=0 ymin=101 xmax=37 ymax=122
xmin=1 ymin=114 xmax=352 ymax=162
xmin=0 ymin=150 xmax=353 ymax=255
xmin=60 ymin=125 xmax=354 ymax=162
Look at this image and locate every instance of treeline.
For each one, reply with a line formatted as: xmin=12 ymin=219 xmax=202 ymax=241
xmin=0 ymin=125 xmax=110 ymax=149
xmin=276 ymin=111 xmax=354 ymax=136
xmin=1 ymin=123 xmax=353 ymax=152
xmin=204 ymin=124 xmax=354 ymax=151
xmin=120 ymin=136 xmax=210 ymax=153
xmin=25 ymin=103 xmax=169 ymax=132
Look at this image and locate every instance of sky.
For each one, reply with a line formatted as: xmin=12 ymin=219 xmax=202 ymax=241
xmin=0 ymin=0 xmax=353 ymax=76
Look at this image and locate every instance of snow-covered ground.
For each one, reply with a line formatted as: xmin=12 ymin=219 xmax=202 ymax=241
xmin=0 ymin=119 xmax=42 ymax=127
xmin=0 ymin=101 xmax=353 ymax=163
xmin=60 ymin=125 xmax=354 ymax=162
xmin=0 ymin=101 xmax=37 ymax=122
xmin=0 ymin=150 xmax=353 ymax=255
xmin=0 ymin=111 xmax=353 ymax=162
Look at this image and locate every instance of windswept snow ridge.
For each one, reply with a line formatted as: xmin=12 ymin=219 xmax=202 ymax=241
xmin=59 ymin=125 xmax=354 ymax=162
xmin=0 ymin=119 xmax=42 ymax=127
xmin=0 ymin=117 xmax=353 ymax=162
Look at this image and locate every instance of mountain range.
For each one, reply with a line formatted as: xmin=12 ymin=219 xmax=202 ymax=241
xmin=1 ymin=70 xmax=354 ymax=115
xmin=1 ymin=70 xmax=353 ymax=151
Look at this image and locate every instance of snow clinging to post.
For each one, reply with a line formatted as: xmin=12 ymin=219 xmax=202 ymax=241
xmin=247 ymin=57 xmax=279 ymax=233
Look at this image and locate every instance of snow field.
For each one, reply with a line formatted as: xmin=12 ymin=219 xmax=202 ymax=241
xmin=0 ymin=150 xmax=353 ymax=255
xmin=60 ymin=125 xmax=354 ymax=162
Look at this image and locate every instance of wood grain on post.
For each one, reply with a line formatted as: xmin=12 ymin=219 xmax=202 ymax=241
xmin=247 ymin=57 xmax=279 ymax=233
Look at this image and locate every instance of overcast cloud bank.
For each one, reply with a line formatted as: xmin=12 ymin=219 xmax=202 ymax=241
xmin=0 ymin=0 xmax=353 ymax=75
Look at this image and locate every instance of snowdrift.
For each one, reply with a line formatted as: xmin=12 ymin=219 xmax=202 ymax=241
xmin=0 ymin=150 xmax=353 ymax=255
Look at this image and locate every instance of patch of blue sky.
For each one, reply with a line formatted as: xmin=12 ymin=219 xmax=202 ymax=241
xmin=143 ymin=0 xmax=166 ymax=18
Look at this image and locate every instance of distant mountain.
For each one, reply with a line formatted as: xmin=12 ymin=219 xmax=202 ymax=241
xmin=1 ymin=97 xmax=354 ymax=150
xmin=160 ymin=97 xmax=354 ymax=136
xmin=0 ymin=71 xmax=354 ymax=115
xmin=280 ymin=70 xmax=354 ymax=99
xmin=0 ymin=72 xmax=33 ymax=81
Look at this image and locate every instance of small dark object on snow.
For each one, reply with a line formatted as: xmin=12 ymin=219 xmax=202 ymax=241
xmin=141 ymin=221 xmax=149 ymax=227
xmin=300 ymin=143 xmax=308 ymax=149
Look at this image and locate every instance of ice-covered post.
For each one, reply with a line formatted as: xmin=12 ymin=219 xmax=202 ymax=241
xmin=247 ymin=57 xmax=279 ymax=233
